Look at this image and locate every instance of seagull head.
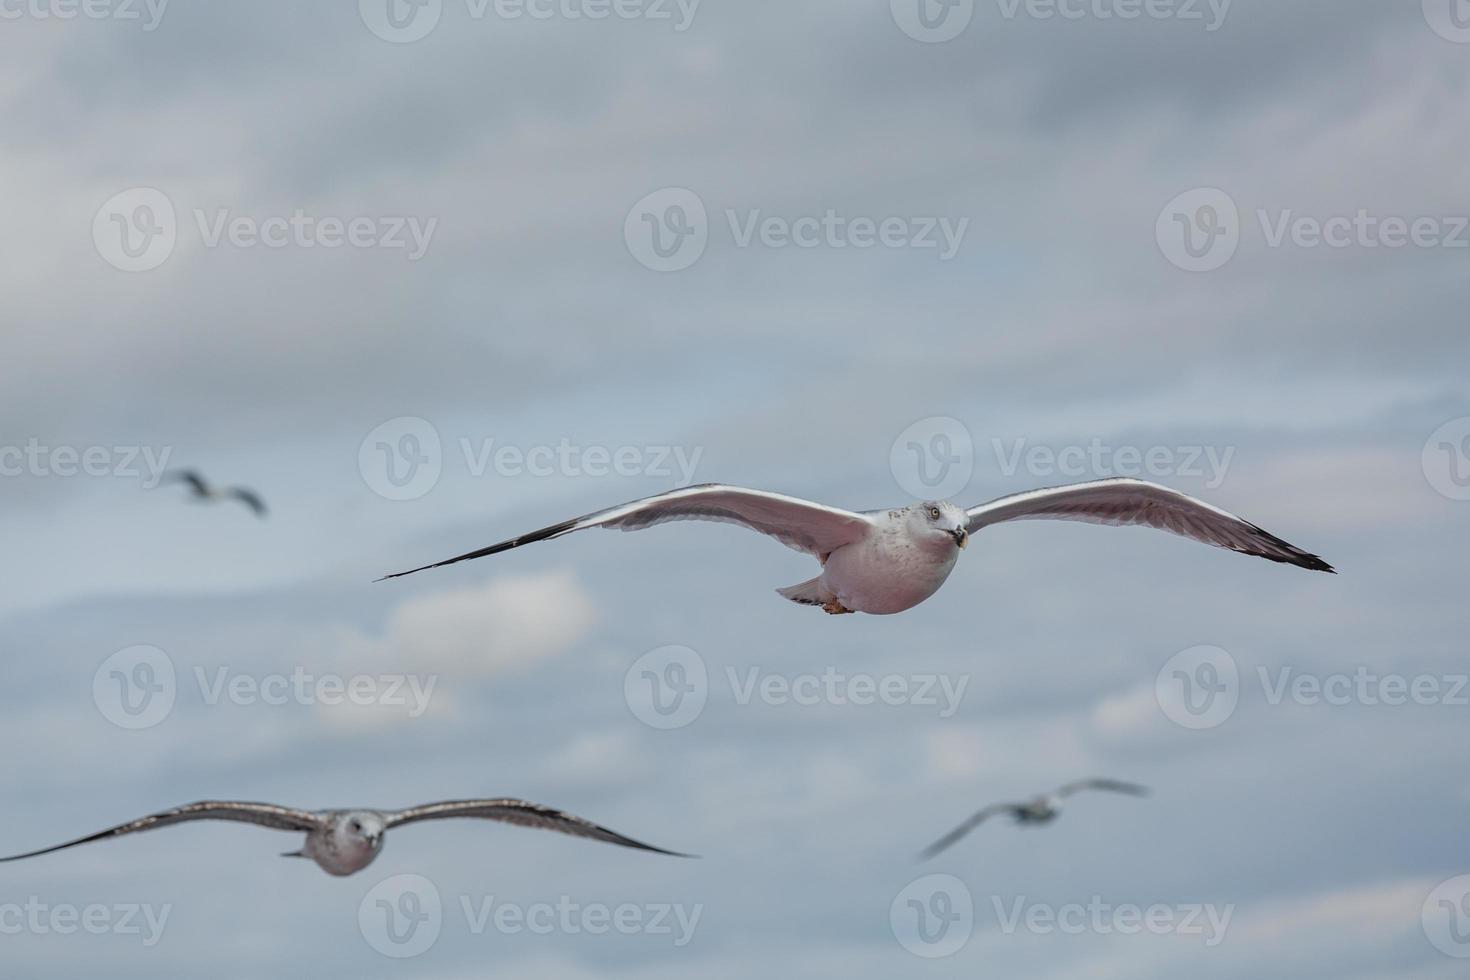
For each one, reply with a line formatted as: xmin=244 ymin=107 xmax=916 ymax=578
xmin=336 ymin=811 xmax=387 ymax=854
xmin=910 ymin=501 xmax=969 ymax=552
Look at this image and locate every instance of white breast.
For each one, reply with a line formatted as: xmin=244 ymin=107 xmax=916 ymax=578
xmin=821 ymin=517 xmax=958 ymax=615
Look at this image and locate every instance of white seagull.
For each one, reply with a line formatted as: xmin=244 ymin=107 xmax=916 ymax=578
xmin=921 ymin=779 xmax=1149 ymax=858
xmin=379 ymin=478 xmax=1333 ymax=615
xmin=162 ymin=469 xmax=268 ymax=518
xmin=0 ymin=799 xmax=690 ymax=877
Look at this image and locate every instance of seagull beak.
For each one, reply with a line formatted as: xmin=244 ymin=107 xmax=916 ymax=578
xmin=952 ymin=527 xmax=968 ymax=550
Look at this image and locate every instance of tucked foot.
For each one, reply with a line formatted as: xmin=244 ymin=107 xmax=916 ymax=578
xmin=821 ymin=598 xmax=855 ymax=616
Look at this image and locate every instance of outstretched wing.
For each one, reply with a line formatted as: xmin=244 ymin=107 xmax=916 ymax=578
xmin=0 ymin=801 xmax=321 ymax=862
xmin=384 ymin=799 xmax=692 ymax=857
xmin=918 ymin=804 xmax=1020 ymax=860
xmin=378 ymin=484 xmax=876 ymax=581
xmin=966 ymin=479 xmax=1334 ymax=573
xmin=227 ymin=487 xmax=268 ymax=518
xmin=1056 ymin=778 xmax=1149 ymax=799
xmin=162 ymin=469 xmax=209 ymax=496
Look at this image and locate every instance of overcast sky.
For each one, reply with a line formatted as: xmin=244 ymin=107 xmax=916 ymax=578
xmin=2 ymin=0 xmax=1469 ymax=976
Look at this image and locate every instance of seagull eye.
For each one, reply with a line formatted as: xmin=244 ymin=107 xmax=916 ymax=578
xmin=929 ymin=508 xmax=941 ymax=520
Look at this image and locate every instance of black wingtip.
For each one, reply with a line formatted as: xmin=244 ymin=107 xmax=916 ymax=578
xmin=628 ymin=840 xmax=698 ymax=859
xmin=1243 ymin=522 xmax=1336 ymax=574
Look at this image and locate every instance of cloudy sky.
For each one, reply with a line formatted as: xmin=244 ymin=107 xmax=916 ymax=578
xmin=2 ymin=0 xmax=1469 ymax=975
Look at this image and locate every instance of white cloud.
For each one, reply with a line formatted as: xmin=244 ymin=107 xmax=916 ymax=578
xmin=384 ymin=568 xmax=597 ymax=675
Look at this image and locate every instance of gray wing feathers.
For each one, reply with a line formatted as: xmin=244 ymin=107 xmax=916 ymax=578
xmin=0 ymin=802 xmax=321 ymax=862
xmin=966 ymin=479 xmax=1334 ymax=572
xmin=919 ymin=804 xmax=1017 ymax=860
xmin=379 ymin=484 xmax=873 ymax=581
xmin=384 ymin=799 xmax=692 ymax=857
xmin=1057 ymin=779 xmax=1149 ymax=799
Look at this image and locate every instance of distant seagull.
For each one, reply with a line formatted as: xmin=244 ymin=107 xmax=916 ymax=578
xmin=0 ymin=799 xmax=690 ymax=877
xmin=920 ymin=779 xmax=1149 ymax=859
xmin=378 ymin=478 xmax=1333 ymax=615
xmin=162 ymin=469 xmax=267 ymax=518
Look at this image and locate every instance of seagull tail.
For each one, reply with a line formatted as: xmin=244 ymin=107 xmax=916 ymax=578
xmin=280 ymin=849 xmax=307 ymax=859
xmin=776 ymin=576 xmax=827 ymax=607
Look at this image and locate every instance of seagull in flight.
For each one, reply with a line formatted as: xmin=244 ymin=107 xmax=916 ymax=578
xmin=0 ymin=798 xmax=690 ymax=877
xmin=162 ymin=469 xmax=267 ymax=518
xmin=920 ymin=779 xmax=1149 ymax=858
xmin=379 ymin=478 xmax=1333 ymax=615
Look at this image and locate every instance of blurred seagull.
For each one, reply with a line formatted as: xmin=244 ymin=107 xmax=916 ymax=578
xmin=0 ymin=798 xmax=691 ymax=877
xmin=162 ymin=469 xmax=267 ymax=518
xmin=378 ymin=478 xmax=1333 ymax=615
xmin=920 ymin=779 xmax=1149 ymax=859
